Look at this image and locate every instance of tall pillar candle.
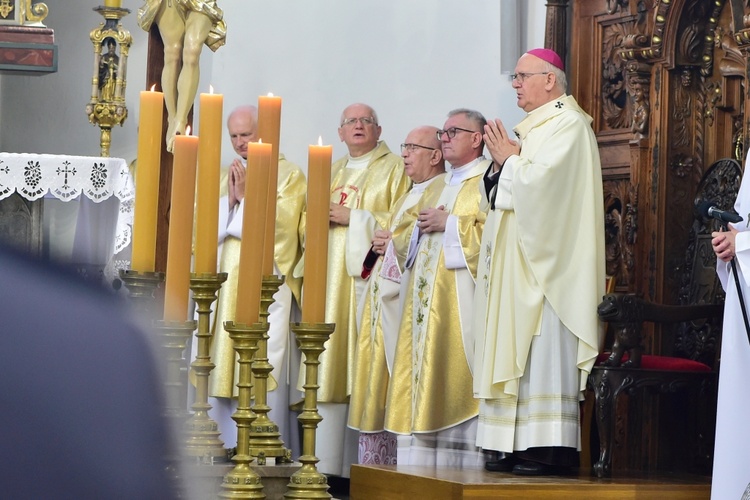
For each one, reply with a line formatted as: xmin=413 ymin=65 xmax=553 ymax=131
xmin=194 ymin=89 xmax=223 ymax=274
xmin=131 ymin=87 xmax=164 ymax=273
xmin=163 ymin=132 xmax=200 ymax=321
xmin=234 ymin=141 xmax=272 ymax=324
xmin=257 ymin=94 xmax=281 ymax=276
xmin=301 ymin=139 xmax=333 ymax=323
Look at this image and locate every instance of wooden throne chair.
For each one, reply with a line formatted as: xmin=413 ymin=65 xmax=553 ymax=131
xmin=587 ymin=158 xmax=742 ymax=477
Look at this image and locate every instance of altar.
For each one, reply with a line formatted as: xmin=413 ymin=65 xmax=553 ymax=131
xmin=0 ymin=152 xmax=134 ymax=288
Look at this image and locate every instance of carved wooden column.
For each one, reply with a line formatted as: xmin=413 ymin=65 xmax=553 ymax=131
xmin=735 ymin=17 xmax=750 ymax=158
xmin=623 ymin=58 xmax=653 ymax=299
xmin=545 ymin=0 xmax=569 ymax=61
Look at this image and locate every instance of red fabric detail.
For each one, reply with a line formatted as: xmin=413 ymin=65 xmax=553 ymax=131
xmin=595 ymin=352 xmax=711 ymax=372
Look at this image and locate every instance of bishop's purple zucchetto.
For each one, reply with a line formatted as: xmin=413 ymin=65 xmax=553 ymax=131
xmin=526 ymin=48 xmax=564 ymax=71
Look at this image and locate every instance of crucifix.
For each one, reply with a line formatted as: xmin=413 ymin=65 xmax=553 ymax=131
xmin=144 ymin=24 xmax=175 ymax=273
xmin=139 ymin=0 xmax=226 ymax=151
xmin=140 ymin=0 xmax=226 ymax=272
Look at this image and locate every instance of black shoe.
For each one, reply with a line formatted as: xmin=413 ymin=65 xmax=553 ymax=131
xmin=484 ymin=456 xmax=518 ymax=472
xmin=512 ymin=460 xmax=569 ymax=476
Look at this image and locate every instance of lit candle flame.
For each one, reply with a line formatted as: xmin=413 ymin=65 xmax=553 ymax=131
xmin=258 ymin=138 xmax=263 ymax=144
xmin=150 ymin=84 xmax=157 ymax=92
xmin=267 ymin=92 xmax=274 ymax=97
xmin=185 ymin=125 xmax=192 ymax=136
xmin=318 ymin=136 xmax=323 ymax=146
xmin=209 ymin=84 xmax=214 ymax=94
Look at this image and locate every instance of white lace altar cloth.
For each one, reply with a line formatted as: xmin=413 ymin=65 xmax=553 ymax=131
xmin=0 ymin=152 xmax=134 ymax=254
xmin=0 ymin=153 xmax=134 ymax=288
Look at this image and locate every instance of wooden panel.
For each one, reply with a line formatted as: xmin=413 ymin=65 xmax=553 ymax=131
xmin=0 ymin=25 xmax=56 ymax=73
xmin=350 ymin=465 xmax=711 ymax=500
xmin=567 ymin=0 xmax=741 ymax=475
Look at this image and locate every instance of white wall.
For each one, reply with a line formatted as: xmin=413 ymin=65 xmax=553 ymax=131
xmin=1 ymin=0 xmax=548 ymax=171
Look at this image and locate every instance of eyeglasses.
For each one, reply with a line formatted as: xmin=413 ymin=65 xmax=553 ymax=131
xmin=400 ymin=143 xmax=436 ymax=154
xmin=341 ymin=116 xmax=377 ymax=127
xmin=436 ymin=127 xmax=479 ymax=141
xmin=510 ymin=72 xmax=550 ymax=83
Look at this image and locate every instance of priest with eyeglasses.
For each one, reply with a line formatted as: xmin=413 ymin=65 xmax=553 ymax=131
xmin=301 ymin=103 xmax=410 ymax=478
xmin=384 ymin=108 xmax=490 ymax=467
xmin=348 ymin=125 xmax=447 ymax=465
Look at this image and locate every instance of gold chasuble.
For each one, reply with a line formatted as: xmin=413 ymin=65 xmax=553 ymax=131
xmin=348 ymin=174 xmax=445 ymax=432
xmin=317 ymin=141 xmax=410 ymax=404
xmin=210 ymin=156 xmax=306 ymax=398
xmin=385 ymin=159 xmax=489 ymax=435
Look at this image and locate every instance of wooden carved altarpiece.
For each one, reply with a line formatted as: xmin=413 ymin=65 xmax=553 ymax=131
xmin=554 ymin=0 xmax=750 ymax=473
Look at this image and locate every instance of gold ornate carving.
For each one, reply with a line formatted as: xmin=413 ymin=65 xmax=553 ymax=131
xmin=0 ymin=1 xmax=49 ymax=25
xmin=0 ymin=0 xmax=14 ymax=19
xmin=23 ymin=0 xmax=46 ymax=24
xmin=87 ymin=5 xmax=132 ymax=157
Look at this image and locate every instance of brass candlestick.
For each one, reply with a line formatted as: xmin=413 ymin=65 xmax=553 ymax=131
xmin=248 ymin=274 xmax=290 ymax=464
xmin=219 ymin=320 xmax=267 ymax=499
xmin=184 ymin=272 xmax=228 ymax=464
xmin=119 ymin=269 xmax=164 ymax=317
xmin=285 ymin=322 xmax=335 ymax=500
xmin=153 ymin=319 xmax=197 ymax=427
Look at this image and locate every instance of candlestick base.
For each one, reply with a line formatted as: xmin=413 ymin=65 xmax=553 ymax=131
xmin=184 ymin=272 xmax=229 ymax=464
xmin=285 ymin=322 xmax=335 ymax=500
xmin=119 ymin=269 xmax=164 ymax=317
xmin=247 ymin=274 xmax=291 ymax=464
xmin=219 ymin=321 xmax=267 ymax=499
xmin=152 ymin=319 xmax=197 ymax=425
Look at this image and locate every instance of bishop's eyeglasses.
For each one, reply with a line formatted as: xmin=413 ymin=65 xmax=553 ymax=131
xmin=510 ymin=71 xmax=550 ymax=83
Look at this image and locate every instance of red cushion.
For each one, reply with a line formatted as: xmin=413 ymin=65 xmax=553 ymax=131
xmin=596 ymin=352 xmax=711 ymax=372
